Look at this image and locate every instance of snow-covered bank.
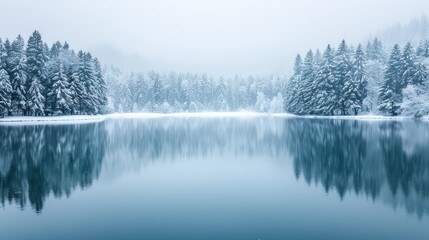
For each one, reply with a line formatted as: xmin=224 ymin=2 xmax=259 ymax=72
xmin=1 ymin=112 xmax=428 ymax=126
xmin=0 ymin=115 xmax=106 ymax=125
xmin=107 ymin=112 xmax=266 ymax=119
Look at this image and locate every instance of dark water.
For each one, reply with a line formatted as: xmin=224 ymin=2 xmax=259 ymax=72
xmin=1 ymin=117 xmax=429 ymax=240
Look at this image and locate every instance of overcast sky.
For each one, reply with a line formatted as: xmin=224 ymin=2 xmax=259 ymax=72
xmin=1 ymin=0 xmax=429 ymax=76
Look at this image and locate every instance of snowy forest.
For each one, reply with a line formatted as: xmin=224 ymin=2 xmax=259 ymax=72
xmin=105 ymin=37 xmax=429 ymax=116
xmin=286 ymin=39 xmax=429 ymax=116
xmin=2 ymin=31 xmax=429 ymax=117
xmin=0 ymin=31 xmax=108 ymax=117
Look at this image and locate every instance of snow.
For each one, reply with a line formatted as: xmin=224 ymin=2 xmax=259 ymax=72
xmin=108 ymin=112 xmax=267 ymax=119
xmin=0 ymin=115 xmax=106 ymax=125
xmin=1 ymin=112 xmax=427 ymax=126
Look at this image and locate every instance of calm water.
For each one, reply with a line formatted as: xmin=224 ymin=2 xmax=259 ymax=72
xmin=1 ymin=117 xmax=429 ymax=240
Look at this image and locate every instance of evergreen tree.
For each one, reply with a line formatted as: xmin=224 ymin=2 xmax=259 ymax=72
xmin=26 ymin=76 xmax=44 ymax=116
xmin=299 ymin=50 xmax=315 ymax=114
xmin=0 ymin=69 xmax=12 ymax=117
xmin=285 ymin=54 xmax=302 ymax=113
xmin=378 ymin=45 xmax=403 ymax=116
xmin=413 ymin=62 xmax=428 ymax=86
xmin=9 ymin=35 xmax=27 ymax=115
xmin=67 ymin=65 xmax=85 ymax=114
xmin=49 ymin=62 xmax=72 ymax=114
xmin=78 ymin=52 xmax=98 ymax=114
xmin=93 ymin=58 xmax=108 ymax=112
xmin=151 ymin=72 xmax=163 ymax=106
xmin=401 ymin=42 xmax=417 ymax=87
xmin=314 ymin=45 xmax=336 ymax=115
xmin=26 ymin=31 xmax=48 ymax=116
xmin=335 ymin=40 xmax=353 ymax=114
xmin=348 ymin=44 xmax=368 ymax=115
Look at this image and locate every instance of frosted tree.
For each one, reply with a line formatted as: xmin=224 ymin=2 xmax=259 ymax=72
xmin=299 ymin=50 xmax=315 ymax=114
xmin=49 ymin=62 xmax=72 ymax=114
xmin=344 ymin=44 xmax=367 ymax=115
xmin=269 ymin=93 xmax=284 ymax=113
xmin=26 ymin=31 xmax=48 ymax=116
xmin=285 ymin=54 xmax=302 ymax=113
xmin=67 ymin=65 xmax=85 ymax=114
xmin=9 ymin=35 xmax=27 ymax=115
xmin=94 ymin=58 xmax=108 ymax=113
xmin=0 ymin=69 xmax=12 ymax=117
xmin=216 ymin=78 xmax=228 ymax=111
xmin=335 ymin=40 xmax=353 ymax=115
xmin=151 ymin=72 xmax=163 ymax=107
xmin=378 ymin=45 xmax=403 ymax=116
xmin=401 ymin=42 xmax=417 ymax=87
xmin=26 ymin=76 xmax=44 ymax=116
xmin=314 ymin=45 xmax=336 ymax=115
xmin=255 ymin=91 xmax=269 ymax=112
xmin=78 ymin=52 xmax=98 ymax=114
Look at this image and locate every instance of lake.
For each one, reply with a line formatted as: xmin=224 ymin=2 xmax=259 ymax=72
xmin=1 ymin=117 xmax=429 ymax=240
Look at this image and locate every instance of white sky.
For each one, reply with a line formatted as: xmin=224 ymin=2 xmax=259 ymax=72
xmin=1 ymin=0 xmax=429 ymax=76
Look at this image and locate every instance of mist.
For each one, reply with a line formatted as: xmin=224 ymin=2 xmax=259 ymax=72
xmin=1 ymin=0 xmax=429 ymax=75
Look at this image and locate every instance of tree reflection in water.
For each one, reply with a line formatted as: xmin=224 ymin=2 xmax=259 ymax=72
xmin=1 ymin=118 xmax=428 ymax=218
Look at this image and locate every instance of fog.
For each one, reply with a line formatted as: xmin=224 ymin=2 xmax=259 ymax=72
xmin=1 ymin=0 xmax=428 ymax=75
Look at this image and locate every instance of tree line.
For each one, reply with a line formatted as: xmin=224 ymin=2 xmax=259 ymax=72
xmin=0 ymin=31 xmax=108 ymax=117
xmin=106 ymin=68 xmax=287 ymax=113
xmin=285 ymin=38 xmax=429 ymax=116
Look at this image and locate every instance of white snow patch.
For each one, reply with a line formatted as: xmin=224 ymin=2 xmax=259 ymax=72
xmin=107 ymin=112 xmax=267 ymax=119
xmin=0 ymin=115 xmax=106 ymax=125
xmin=293 ymin=114 xmax=414 ymax=121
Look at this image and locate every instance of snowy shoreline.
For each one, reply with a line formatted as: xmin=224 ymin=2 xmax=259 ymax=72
xmin=0 ymin=112 xmax=427 ymax=125
xmin=0 ymin=115 xmax=106 ymax=125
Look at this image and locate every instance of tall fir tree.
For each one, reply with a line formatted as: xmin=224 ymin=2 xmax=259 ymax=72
xmin=348 ymin=44 xmax=368 ymax=115
xmin=378 ymin=44 xmax=403 ymax=116
xmin=67 ymin=65 xmax=85 ymax=114
xmin=78 ymin=52 xmax=98 ymax=114
xmin=314 ymin=45 xmax=337 ymax=115
xmin=49 ymin=61 xmax=72 ymax=114
xmin=335 ymin=40 xmax=353 ymax=114
xmin=9 ymin=35 xmax=27 ymax=115
xmin=94 ymin=58 xmax=108 ymax=108
xmin=299 ymin=50 xmax=315 ymax=114
xmin=286 ymin=54 xmax=302 ymax=113
xmin=0 ymin=69 xmax=12 ymax=117
xmin=26 ymin=31 xmax=48 ymax=115
xmin=401 ymin=42 xmax=417 ymax=88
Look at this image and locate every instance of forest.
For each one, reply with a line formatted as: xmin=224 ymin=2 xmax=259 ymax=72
xmin=2 ymin=31 xmax=429 ymax=117
xmin=0 ymin=31 xmax=108 ymax=117
xmin=105 ymin=38 xmax=429 ymax=117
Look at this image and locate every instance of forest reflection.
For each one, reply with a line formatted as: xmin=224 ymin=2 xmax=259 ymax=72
xmin=1 ymin=118 xmax=428 ymax=218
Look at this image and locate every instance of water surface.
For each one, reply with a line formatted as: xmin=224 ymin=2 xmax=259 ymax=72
xmin=1 ymin=117 xmax=429 ymax=240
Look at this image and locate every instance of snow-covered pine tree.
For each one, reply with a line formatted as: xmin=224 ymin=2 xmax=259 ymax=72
xmin=372 ymin=38 xmax=385 ymax=62
xmin=335 ymin=40 xmax=353 ymax=115
xmin=0 ymin=69 xmax=12 ymax=117
xmin=413 ymin=61 xmax=428 ymax=86
xmin=26 ymin=31 xmax=48 ymax=116
xmin=285 ymin=54 xmax=302 ymax=113
xmin=216 ymin=77 xmax=228 ymax=111
xmin=26 ymin=76 xmax=44 ymax=116
xmin=93 ymin=58 xmax=108 ymax=113
xmin=9 ymin=35 xmax=27 ymax=115
xmin=151 ymin=72 xmax=163 ymax=107
xmin=345 ymin=44 xmax=368 ymax=115
xmin=78 ymin=51 xmax=98 ymax=114
xmin=401 ymin=42 xmax=417 ymax=88
xmin=299 ymin=50 xmax=315 ymax=115
xmin=378 ymin=44 xmax=403 ymax=116
xmin=314 ymin=45 xmax=336 ymax=115
xmin=67 ymin=65 xmax=85 ymax=114
xmin=49 ymin=61 xmax=72 ymax=114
